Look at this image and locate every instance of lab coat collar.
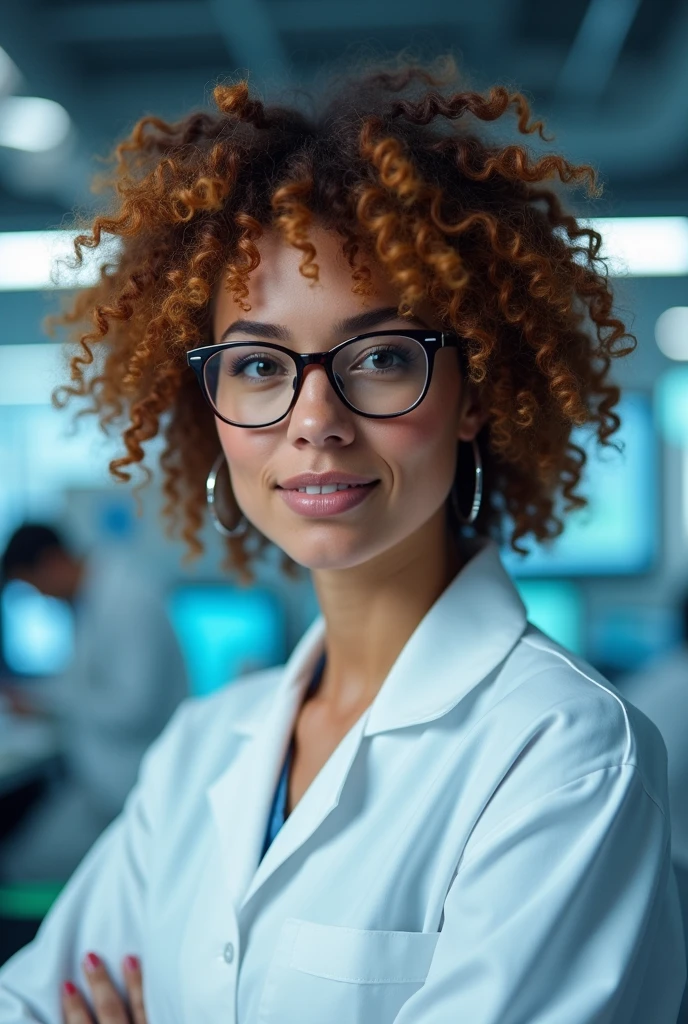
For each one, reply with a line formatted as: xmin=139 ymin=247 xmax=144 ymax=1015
xmin=207 ymin=537 xmax=526 ymax=913
xmin=206 ymin=613 xmax=330 ymax=912
xmin=224 ymin=537 xmax=528 ymax=740
xmin=364 ymin=538 xmax=527 ymax=734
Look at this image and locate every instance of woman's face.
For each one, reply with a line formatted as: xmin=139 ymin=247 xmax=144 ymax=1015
xmin=211 ymin=225 xmax=482 ymax=574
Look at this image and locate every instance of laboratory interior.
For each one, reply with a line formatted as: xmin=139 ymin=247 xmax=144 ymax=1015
xmin=0 ymin=0 xmax=687 ymax=980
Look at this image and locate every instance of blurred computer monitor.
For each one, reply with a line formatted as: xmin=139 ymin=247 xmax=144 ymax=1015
xmin=515 ymin=579 xmax=584 ymax=654
xmin=167 ymin=584 xmax=288 ymax=697
xmin=0 ymin=579 xmax=74 ymax=678
xmin=502 ymin=392 xmax=657 ymax=577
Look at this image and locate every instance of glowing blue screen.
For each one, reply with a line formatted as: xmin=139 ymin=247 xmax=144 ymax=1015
xmin=502 ymin=393 xmax=657 ymax=577
xmin=167 ymin=585 xmax=288 ymax=696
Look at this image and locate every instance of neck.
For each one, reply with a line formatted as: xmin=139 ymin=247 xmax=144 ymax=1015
xmin=310 ymin=509 xmax=466 ymax=716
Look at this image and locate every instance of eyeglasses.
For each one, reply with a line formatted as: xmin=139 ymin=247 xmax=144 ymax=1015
xmin=186 ymin=329 xmax=465 ymax=428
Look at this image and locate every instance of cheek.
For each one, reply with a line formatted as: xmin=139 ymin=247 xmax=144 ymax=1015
xmin=215 ymin=381 xmax=461 ymax=522
xmin=215 ymin=422 xmax=275 ymax=492
xmin=368 ymin=397 xmax=459 ymax=492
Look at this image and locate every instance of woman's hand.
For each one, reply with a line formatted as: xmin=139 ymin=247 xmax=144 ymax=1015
xmin=61 ymin=952 xmax=146 ymax=1024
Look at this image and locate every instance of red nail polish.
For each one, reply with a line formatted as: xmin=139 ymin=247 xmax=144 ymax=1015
xmin=63 ymin=980 xmax=77 ymax=996
xmin=124 ymin=955 xmax=140 ymax=973
xmin=84 ymin=952 xmax=101 ymax=972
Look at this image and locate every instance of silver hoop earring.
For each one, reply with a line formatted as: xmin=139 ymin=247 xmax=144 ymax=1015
xmin=450 ymin=439 xmax=483 ymax=526
xmin=206 ymin=453 xmax=249 ymax=538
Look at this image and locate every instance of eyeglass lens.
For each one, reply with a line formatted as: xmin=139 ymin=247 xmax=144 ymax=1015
xmin=203 ymin=335 xmax=430 ymax=426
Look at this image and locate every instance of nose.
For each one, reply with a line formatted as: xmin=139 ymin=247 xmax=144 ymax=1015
xmin=285 ymin=363 xmax=356 ymax=446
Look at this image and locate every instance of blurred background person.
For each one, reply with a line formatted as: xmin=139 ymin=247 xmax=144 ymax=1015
xmin=0 ymin=523 xmax=188 ymax=882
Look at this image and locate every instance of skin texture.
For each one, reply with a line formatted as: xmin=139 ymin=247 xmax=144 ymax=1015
xmin=212 ymin=225 xmax=485 ymax=808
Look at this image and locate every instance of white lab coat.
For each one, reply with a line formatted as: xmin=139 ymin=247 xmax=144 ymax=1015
xmin=0 ymin=548 xmax=188 ymax=882
xmin=0 ymin=539 xmax=685 ymax=1022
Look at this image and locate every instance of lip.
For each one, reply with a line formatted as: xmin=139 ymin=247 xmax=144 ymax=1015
xmin=277 ymin=471 xmax=379 ymax=490
xmin=278 ymin=481 xmax=379 ymax=518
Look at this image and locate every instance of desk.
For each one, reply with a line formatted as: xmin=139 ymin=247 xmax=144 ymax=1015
xmin=0 ymin=714 xmax=61 ymax=799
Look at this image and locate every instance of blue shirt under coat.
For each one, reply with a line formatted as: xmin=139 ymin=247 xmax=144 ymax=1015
xmin=261 ymin=650 xmax=326 ymax=859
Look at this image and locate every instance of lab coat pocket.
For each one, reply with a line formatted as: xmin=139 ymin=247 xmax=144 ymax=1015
xmin=257 ymin=917 xmax=439 ymax=1024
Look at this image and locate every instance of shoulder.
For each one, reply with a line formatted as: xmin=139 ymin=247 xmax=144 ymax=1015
xmin=487 ymin=624 xmax=669 ymax=813
xmin=451 ymin=626 xmax=672 ymax=855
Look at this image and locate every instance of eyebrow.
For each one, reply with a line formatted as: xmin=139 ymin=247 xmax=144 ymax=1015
xmin=218 ymin=305 xmax=429 ymax=344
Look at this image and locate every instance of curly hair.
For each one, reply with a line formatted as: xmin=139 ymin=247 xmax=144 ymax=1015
xmin=48 ymin=56 xmax=635 ymax=585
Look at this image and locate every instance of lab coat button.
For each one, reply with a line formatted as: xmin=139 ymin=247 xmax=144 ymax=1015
xmin=223 ymin=942 xmax=235 ymax=964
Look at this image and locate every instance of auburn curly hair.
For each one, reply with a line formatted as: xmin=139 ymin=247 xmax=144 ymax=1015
xmin=49 ymin=57 xmax=635 ymax=586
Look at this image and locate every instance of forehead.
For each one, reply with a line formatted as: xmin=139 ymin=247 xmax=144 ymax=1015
xmin=212 ymin=226 xmax=401 ymax=332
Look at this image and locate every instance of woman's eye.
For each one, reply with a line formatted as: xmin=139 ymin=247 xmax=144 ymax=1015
xmin=356 ymin=347 xmax=408 ymax=371
xmin=367 ymin=352 xmax=395 ymax=369
xmin=229 ymin=356 xmax=280 ymax=377
xmin=243 ymin=360 xmax=275 ymax=377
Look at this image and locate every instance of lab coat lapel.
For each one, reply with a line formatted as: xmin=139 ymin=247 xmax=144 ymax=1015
xmin=237 ymin=544 xmax=520 ymax=906
xmin=364 ymin=539 xmax=528 ymax=734
xmin=240 ymin=706 xmax=369 ymax=910
xmin=206 ymin=539 xmax=526 ymax=913
xmin=206 ymin=614 xmax=327 ymax=913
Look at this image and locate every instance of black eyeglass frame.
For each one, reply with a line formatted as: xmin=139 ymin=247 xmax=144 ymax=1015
xmin=186 ymin=329 xmax=466 ymax=428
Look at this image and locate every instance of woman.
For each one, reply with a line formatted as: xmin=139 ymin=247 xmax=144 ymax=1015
xmin=0 ymin=59 xmax=685 ymax=1023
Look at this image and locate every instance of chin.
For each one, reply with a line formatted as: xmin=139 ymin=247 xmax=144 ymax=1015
xmin=283 ymin=537 xmax=379 ymax=573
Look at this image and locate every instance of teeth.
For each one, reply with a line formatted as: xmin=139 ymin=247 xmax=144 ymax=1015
xmin=297 ymin=483 xmax=362 ymax=494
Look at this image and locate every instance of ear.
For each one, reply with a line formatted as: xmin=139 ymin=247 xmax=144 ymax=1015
xmin=457 ymin=384 xmax=488 ymax=443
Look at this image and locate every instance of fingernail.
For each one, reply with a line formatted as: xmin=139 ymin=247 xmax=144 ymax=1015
xmin=83 ymin=952 xmax=101 ymax=972
xmin=123 ymin=955 xmax=140 ymax=973
xmin=63 ymin=980 xmax=77 ymax=996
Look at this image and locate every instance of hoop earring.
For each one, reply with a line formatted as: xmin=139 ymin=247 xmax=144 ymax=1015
xmin=450 ymin=438 xmax=483 ymax=526
xmin=206 ymin=453 xmax=249 ymax=538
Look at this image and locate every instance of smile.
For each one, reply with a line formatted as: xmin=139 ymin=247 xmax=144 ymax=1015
xmin=277 ymin=481 xmax=379 ymax=517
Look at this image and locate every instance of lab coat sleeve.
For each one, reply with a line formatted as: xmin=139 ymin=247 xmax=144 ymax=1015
xmin=0 ymin=698 xmax=190 ymax=1023
xmin=394 ymin=763 xmax=685 ymax=1024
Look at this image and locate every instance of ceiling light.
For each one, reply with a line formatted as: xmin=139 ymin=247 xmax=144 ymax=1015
xmin=655 ymin=307 xmax=688 ymax=361
xmin=1 ymin=218 xmax=687 ymax=295
xmin=0 ymin=231 xmax=104 ymax=290
xmin=585 ymin=217 xmax=688 ymax=276
xmin=0 ymin=96 xmax=71 ymax=153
